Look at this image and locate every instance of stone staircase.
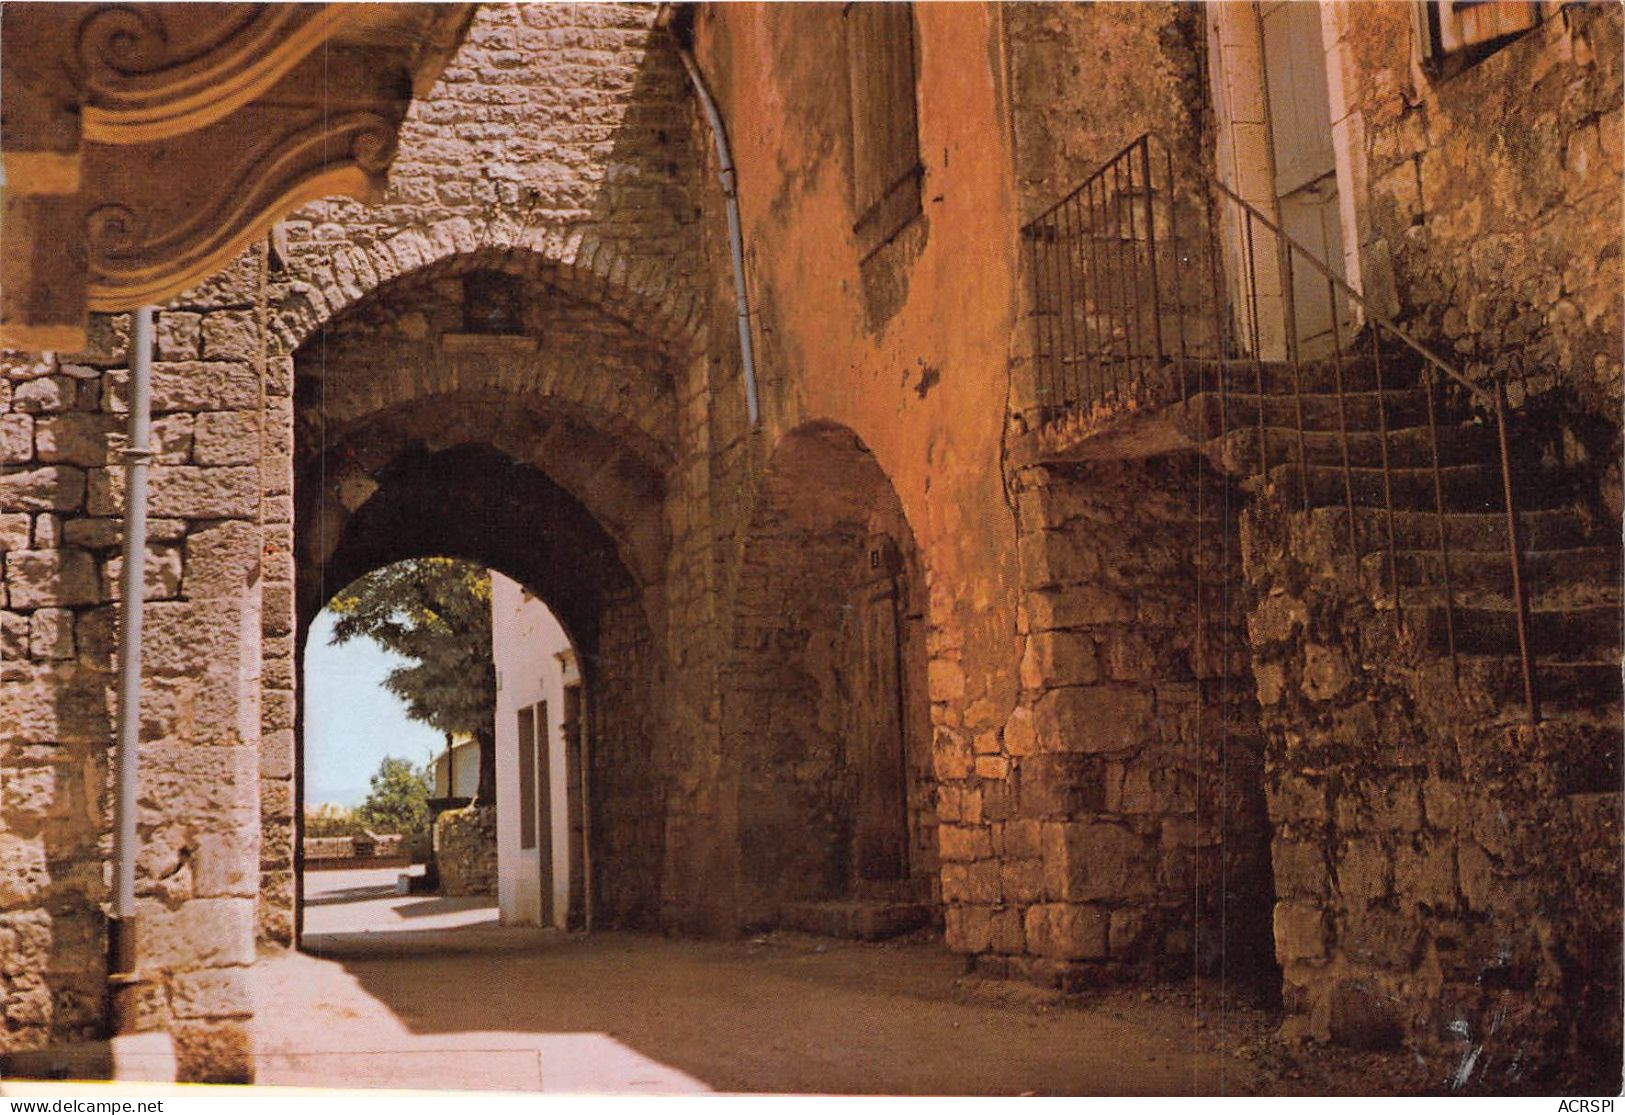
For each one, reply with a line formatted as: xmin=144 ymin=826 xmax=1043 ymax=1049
xmin=1021 ymin=128 xmax=1619 ymax=1078
xmin=1169 ymin=347 xmax=1622 ymax=764
xmin=1019 ymin=342 xmax=1621 ymax=745
xmin=777 ymin=876 xmax=937 ymax=941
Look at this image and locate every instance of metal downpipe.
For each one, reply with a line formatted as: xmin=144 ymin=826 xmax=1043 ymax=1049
xmin=673 ymin=42 xmax=760 ymax=428
xmin=108 ymin=306 xmax=154 ymax=1029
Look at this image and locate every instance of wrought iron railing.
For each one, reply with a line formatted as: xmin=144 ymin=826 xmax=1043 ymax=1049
xmin=1022 ymin=131 xmax=1539 ymax=726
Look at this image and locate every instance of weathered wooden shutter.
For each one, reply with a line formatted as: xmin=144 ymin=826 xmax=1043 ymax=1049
xmin=517 ymin=705 xmax=537 ymax=850
xmin=1419 ymin=0 xmax=1541 ymax=74
xmin=846 ymin=2 xmax=923 ymax=259
xmin=1438 ymin=0 xmax=1540 ymax=53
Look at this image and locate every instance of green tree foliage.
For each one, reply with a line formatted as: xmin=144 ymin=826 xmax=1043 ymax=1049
xmin=328 ymin=557 xmax=497 ymax=804
xmin=354 ymin=756 xmax=431 ymax=836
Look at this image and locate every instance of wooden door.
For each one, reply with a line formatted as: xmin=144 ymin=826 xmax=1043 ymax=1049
xmin=851 ymin=534 xmax=910 ymax=883
xmin=1259 ymin=1 xmax=1349 ymax=354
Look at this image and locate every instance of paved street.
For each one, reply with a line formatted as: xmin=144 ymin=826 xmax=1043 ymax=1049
xmin=259 ymin=867 xmax=707 ymax=1093
xmin=300 ymin=865 xmax=504 ymax=940
xmin=251 ymin=869 xmax=1312 ymax=1095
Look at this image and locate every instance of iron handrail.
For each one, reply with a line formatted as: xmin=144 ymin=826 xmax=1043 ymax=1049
xmin=1024 ymin=131 xmax=1497 ymax=408
xmin=1021 ymin=130 xmax=1539 ymax=726
xmin=1140 ymin=131 xmax=1495 ymax=408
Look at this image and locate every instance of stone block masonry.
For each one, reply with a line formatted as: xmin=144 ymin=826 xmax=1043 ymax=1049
xmin=3 ymin=271 xmax=268 ymax=1079
xmin=990 ymin=454 xmax=1275 ymax=988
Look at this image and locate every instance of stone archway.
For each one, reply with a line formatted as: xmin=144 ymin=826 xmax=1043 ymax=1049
xmin=295 ymin=445 xmax=660 ymax=937
xmin=720 ymin=422 xmax=937 ymax=937
xmin=260 ymin=251 xmax=679 ymax=944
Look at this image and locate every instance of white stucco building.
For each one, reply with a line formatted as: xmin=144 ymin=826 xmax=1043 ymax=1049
xmin=429 ymin=734 xmax=480 ymax=801
xmin=491 ymin=572 xmax=581 ymax=929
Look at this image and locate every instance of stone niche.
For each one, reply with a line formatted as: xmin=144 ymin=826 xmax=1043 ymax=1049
xmin=722 ymin=423 xmax=937 ymax=929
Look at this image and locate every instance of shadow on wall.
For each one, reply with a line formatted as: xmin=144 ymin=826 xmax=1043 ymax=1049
xmin=720 ymin=422 xmax=937 ymax=930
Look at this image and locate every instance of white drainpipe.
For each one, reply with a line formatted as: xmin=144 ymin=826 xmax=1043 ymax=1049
xmin=109 ymin=306 xmax=154 ymax=1027
xmin=670 ymin=30 xmax=761 ymax=428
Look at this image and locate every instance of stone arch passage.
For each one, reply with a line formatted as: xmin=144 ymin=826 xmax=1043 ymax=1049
xmin=722 ymin=423 xmax=937 ymax=936
xmin=261 ymin=247 xmax=682 ymax=944
xmin=291 ymin=442 xmax=664 ymax=938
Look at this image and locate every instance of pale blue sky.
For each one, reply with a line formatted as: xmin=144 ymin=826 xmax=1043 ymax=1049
xmin=303 ymin=609 xmax=444 ymax=808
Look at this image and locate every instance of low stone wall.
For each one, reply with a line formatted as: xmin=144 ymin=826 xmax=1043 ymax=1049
xmin=301 ymin=834 xmax=407 ymax=868
xmin=436 ymin=806 xmax=497 ymax=896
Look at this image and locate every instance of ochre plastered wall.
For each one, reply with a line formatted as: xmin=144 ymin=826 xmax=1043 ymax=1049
xmin=688 ymin=2 xmax=1028 ymax=951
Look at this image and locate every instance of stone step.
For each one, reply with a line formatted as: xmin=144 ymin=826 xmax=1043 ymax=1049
xmin=1447 ymin=654 xmax=1621 ymax=711
xmin=1535 ymin=663 xmax=1625 ymax=715
xmin=777 ymin=899 xmax=936 ymax=941
xmin=1407 ymin=601 xmax=1621 ymax=659
xmin=1210 ymin=422 xmax=1498 ymax=473
xmin=1274 ymin=510 xmax=1605 ymax=572
xmin=1362 ymin=546 xmax=1621 ymax=603
xmin=854 ymin=874 xmax=934 ymax=903
xmin=1536 ymin=714 xmax=1623 ymax=795
xmin=1265 ymin=461 xmax=1532 ymax=513
xmin=1174 ymin=352 xmax=1428 ymax=397
xmin=1295 ymin=505 xmax=1602 ymax=555
xmin=1442 ymin=658 xmax=1621 ymax=786
xmin=1182 ymin=387 xmax=1439 ymax=439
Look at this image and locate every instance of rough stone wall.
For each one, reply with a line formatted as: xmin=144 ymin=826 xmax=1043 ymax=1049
xmin=1243 ymin=493 xmax=1620 ymax=1089
xmin=995 ymin=455 xmax=1274 ymax=986
xmin=1005 ymin=1 xmax=1209 ymax=225
xmin=2 ymin=262 xmax=269 ymax=1079
xmin=436 ymin=805 xmax=498 ymax=896
xmin=1334 ymin=4 xmax=1623 ymax=481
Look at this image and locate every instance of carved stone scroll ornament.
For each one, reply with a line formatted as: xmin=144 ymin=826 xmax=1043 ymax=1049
xmin=83 ymin=110 xmax=400 ymax=311
xmin=73 ymin=4 xmax=350 ymax=144
xmin=0 ymin=3 xmax=472 ymax=349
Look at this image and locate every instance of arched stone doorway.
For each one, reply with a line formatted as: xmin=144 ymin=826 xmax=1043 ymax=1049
xmin=722 ymin=422 xmax=937 ymax=936
xmin=265 ymin=252 xmax=678 ymax=942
